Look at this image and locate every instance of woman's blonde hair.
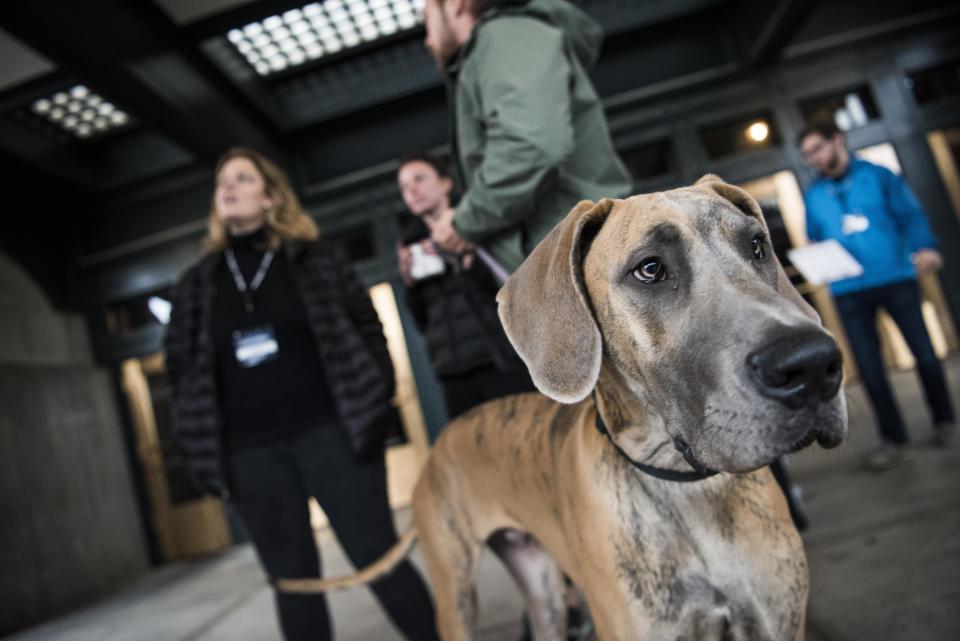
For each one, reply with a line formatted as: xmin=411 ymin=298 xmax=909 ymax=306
xmin=203 ymin=147 xmax=319 ymax=253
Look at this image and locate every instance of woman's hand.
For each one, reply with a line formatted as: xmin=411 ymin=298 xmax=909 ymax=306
xmin=397 ymin=241 xmax=415 ymax=286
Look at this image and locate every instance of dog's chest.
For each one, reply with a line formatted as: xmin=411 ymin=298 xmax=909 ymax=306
xmin=594 ymin=480 xmax=805 ymax=640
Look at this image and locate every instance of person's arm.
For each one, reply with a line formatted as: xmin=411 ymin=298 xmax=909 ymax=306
xmin=162 ymin=268 xmax=196 ymax=395
xmin=396 ymin=241 xmax=430 ymax=331
xmin=334 ymin=246 xmax=395 ymax=385
xmin=404 ymin=280 xmax=429 ymax=333
xmin=881 ymin=168 xmax=944 ymax=273
xmin=882 ymin=168 xmax=938 ymax=252
xmin=453 ymin=19 xmax=575 ymax=241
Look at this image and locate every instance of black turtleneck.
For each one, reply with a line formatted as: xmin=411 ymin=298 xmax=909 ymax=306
xmin=211 ymin=227 xmax=337 ymax=449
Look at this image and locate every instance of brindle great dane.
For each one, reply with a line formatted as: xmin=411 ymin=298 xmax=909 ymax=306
xmin=280 ymin=175 xmax=848 ymax=641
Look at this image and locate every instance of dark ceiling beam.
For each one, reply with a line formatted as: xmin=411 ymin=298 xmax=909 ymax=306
xmin=592 ymin=0 xmax=726 ymax=37
xmin=0 ymin=147 xmax=82 ymax=309
xmin=183 ymin=0 xmax=308 ymax=41
xmin=731 ymin=0 xmax=816 ymax=67
xmin=0 ymin=0 xmax=282 ymax=165
xmin=185 ymin=0 xmax=728 ymax=43
xmin=271 ymin=0 xmax=729 ymax=133
xmin=783 ymin=5 xmax=960 ymax=60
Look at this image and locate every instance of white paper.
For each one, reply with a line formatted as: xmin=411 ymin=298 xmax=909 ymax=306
xmin=409 ymin=243 xmax=446 ymax=281
xmin=787 ymin=240 xmax=863 ymax=286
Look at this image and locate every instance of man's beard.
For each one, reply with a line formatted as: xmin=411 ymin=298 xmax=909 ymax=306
xmin=824 ymin=148 xmax=846 ymax=176
xmin=826 ymin=153 xmax=840 ymax=172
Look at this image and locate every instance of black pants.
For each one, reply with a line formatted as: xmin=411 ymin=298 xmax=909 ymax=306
xmin=228 ymin=424 xmax=439 ymax=641
xmin=835 ymin=280 xmax=955 ymax=444
xmin=441 ymin=363 xmax=537 ymax=422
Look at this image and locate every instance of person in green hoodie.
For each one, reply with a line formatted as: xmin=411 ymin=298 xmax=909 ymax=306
xmin=423 ymin=0 xmax=632 ymax=274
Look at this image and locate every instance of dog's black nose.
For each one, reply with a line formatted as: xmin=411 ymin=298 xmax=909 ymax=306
xmin=747 ymin=331 xmax=843 ymax=409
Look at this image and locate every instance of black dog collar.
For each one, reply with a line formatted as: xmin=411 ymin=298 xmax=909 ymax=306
xmin=593 ymin=411 xmax=719 ymax=482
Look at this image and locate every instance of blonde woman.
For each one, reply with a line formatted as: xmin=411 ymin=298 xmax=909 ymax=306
xmin=164 ymin=148 xmax=439 ymax=641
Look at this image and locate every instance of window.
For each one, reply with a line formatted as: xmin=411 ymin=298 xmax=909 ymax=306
xmin=906 ymin=59 xmax=960 ymax=105
xmin=105 ymin=287 xmax=173 ymax=335
xmin=699 ymin=112 xmax=780 ymax=160
xmin=621 ymin=138 xmax=677 ymax=180
xmin=800 ymin=86 xmax=880 ymax=132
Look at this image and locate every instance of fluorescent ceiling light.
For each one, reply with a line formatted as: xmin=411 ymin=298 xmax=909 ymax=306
xmin=31 ymin=85 xmax=131 ymax=140
xmin=226 ymin=0 xmax=426 ymax=76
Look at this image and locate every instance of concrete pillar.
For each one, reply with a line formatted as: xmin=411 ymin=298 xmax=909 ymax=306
xmin=0 ymin=251 xmax=149 ymax=635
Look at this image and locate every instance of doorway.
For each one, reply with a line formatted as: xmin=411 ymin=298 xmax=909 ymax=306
xmin=121 ymin=354 xmax=232 ymax=561
xmin=310 ymin=282 xmax=431 ymax=530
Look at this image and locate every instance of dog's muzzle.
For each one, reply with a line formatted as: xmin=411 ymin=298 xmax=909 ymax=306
xmin=747 ymin=330 xmax=843 ymax=410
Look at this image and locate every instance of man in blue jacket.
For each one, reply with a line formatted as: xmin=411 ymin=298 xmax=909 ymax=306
xmin=799 ymin=120 xmax=955 ymax=470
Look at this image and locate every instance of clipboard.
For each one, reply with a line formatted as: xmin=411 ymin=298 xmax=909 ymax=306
xmin=787 ymin=240 xmax=863 ymax=286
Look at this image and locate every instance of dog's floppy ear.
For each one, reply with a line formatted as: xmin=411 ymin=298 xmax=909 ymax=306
xmin=497 ymin=199 xmax=614 ymax=404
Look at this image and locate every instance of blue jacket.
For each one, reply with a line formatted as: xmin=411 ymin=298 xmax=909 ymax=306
xmin=804 ymin=157 xmax=939 ymax=296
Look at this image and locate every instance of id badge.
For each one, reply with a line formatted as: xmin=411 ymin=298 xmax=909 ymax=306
xmin=232 ymin=324 xmax=279 ymax=368
xmin=841 ymin=212 xmax=870 ymax=236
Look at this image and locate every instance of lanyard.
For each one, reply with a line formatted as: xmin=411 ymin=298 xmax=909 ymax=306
xmin=225 ymin=248 xmax=274 ymax=313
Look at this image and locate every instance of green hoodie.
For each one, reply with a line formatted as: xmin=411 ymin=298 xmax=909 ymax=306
xmin=448 ymin=0 xmax=632 ymax=273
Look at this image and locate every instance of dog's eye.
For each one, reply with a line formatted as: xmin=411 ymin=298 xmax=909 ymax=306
xmin=633 ymin=258 xmax=666 ymax=284
xmin=751 ymin=236 xmax=767 ymax=260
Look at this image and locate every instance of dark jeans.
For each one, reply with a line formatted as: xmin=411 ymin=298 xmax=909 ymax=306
xmin=228 ymin=424 xmax=439 ymax=641
xmin=835 ymin=280 xmax=955 ymax=445
xmin=442 ymin=363 xmax=537 ymax=422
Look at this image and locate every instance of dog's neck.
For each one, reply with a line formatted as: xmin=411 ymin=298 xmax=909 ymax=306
xmin=594 ymin=366 xmax=697 ymax=473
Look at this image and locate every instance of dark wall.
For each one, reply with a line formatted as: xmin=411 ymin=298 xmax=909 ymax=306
xmin=0 ymin=251 xmax=149 ymax=636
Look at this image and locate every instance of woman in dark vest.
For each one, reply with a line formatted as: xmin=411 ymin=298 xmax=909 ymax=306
xmin=164 ymin=147 xmax=438 ymax=641
xmin=396 ymin=152 xmax=535 ymax=429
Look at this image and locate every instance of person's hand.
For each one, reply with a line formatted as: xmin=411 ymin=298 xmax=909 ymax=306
xmin=913 ymin=248 xmax=943 ymax=275
xmin=429 ymin=208 xmax=473 ymax=255
xmin=396 ymin=241 xmax=414 ymax=286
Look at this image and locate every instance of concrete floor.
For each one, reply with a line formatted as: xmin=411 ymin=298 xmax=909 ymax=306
xmin=6 ymin=357 xmax=959 ymax=641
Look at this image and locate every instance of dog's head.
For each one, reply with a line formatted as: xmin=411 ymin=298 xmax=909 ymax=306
xmin=498 ymin=175 xmax=847 ymax=472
